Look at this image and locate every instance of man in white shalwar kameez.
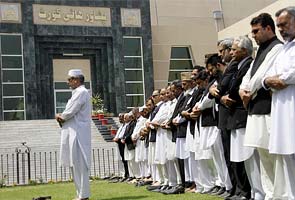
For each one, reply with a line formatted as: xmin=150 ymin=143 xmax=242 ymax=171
xmin=239 ymin=13 xmax=283 ymax=200
xmin=132 ymin=107 xmax=149 ymax=180
xmin=56 ymin=69 xmax=91 ymax=200
xmin=263 ymin=7 xmax=295 ymax=200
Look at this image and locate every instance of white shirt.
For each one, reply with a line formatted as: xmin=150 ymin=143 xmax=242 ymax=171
xmin=265 ymin=39 xmax=295 ymax=154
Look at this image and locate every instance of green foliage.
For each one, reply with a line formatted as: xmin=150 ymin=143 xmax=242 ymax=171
xmin=91 ymin=93 xmax=105 ymax=114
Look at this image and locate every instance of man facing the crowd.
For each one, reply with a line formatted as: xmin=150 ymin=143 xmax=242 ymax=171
xmin=56 ymin=69 xmax=92 ymax=200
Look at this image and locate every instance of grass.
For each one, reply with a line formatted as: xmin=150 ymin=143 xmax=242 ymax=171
xmin=0 ymin=180 xmax=223 ymax=200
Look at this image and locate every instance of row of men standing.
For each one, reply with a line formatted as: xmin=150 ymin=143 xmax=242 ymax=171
xmin=113 ymin=7 xmax=295 ymax=200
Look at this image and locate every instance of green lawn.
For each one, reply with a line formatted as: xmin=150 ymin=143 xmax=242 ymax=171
xmin=0 ymin=180 xmax=223 ymax=200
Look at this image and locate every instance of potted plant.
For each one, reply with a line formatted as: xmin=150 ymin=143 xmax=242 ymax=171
xmin=91 ymin=93 xmax=104 ymax=119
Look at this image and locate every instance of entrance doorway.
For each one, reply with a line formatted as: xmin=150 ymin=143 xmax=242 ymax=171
xmin=52 ymin=58 xmax=91 ymax=114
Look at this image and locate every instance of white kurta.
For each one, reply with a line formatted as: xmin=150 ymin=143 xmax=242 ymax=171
xmin=153 ymin=102 xmax=170 ymax=164
xmin=240 ymin=43 xmax=282 ymax=149
xmin=59 ymin=85 xmax=92 ymax=169
xmin=166 ymin=99 xmax=177 ymax=161
xmin=264 ymin=39 xmax=295 ymax=155
xmin=131 ymin=116 xmax=148 ymax=162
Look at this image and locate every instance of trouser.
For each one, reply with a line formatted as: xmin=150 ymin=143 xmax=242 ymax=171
xmin=220 ymin=129 xmax=236 ymax=191
xmin=117 ymin=141 xmax=129 ymax=177
xmin=71 ymin=144 xmax=90 ymax=199
xmin=138 ymin=161 xmax=149 ymax=178
xmin=194 ymin=158 xmax=215 ymax=192
xmin=167 ymin=159 xmax=181 ymax=186
xmin=127 ymin=159 xmax=140 ymax=178
xmin=178 ymin=158 xmax=185 ymax=186
xmin=244 ymin=150 xmax=265 ymax=200
xmin=211 ymin=133 xmax=232 ymax=191
xmin=156 ymin=164 xmax=169 ymax=185
xmin=258 ymin=148 xmax=275 ymax=200
xmin=273 ymin=154 xmax=295 ymax=200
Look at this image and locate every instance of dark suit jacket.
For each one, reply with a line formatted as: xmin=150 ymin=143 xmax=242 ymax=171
xmin=227 ymin=56 xmax=253 ymax=130
xmin=175 ymin=92 xmax=194 ymax=139
xmin=169 ymin=92 xmax=186 ymax=142
xmin=123 ymin=120 xmax=137 ymax=150
xmin=187 ymin=88 xmax=205 ymax=135
xmin=201 ymin=80 xmax=218 ymax=127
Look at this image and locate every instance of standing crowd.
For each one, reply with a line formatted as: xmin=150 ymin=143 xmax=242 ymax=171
xmin=111 ymin=7 xmax=295 ymax=200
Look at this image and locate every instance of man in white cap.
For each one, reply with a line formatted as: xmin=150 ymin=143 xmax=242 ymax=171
xmin=55 ymin=69 xmax=91 ymax=200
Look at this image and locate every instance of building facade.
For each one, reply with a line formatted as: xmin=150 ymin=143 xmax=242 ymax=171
xmin=0 ymin=0 xmax=153 ymax=120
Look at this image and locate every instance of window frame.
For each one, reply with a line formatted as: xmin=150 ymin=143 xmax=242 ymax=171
xmin=168 ymin=46 xmax=194 ymax=82
xmin=0 ymin=33 xmax=26 ymax=120
xmin=123 ymin=36 xmax=145 ymax=109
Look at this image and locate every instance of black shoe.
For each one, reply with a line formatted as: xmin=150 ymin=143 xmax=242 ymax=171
xmin=146 ymin=185 xmax=162 ymax=191
xmin=109 ymin=176 xmax=119 ymax=180
xmin=211 ymin=187 xmax=225 ymax=195
xmin=119 ymin=177 xmax=128 ymax=182
xmin=224 ymin=194 xmax=239 ymax=200
xmin=159 ymin=186 xmax=172 ymax=193
xmin=162 ymin=185 xmax=185 ymax=195
xmin=208 ymin=186 xmax=221 ymax=194
xmin=200 ymin=187 xmax=216 ymax=194
xmin=151 ymin=185 xmax=169 ymax=192
xmin=108 ymin=177 xmax=120 ymax=183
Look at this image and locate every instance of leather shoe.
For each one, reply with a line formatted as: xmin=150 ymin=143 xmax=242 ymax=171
xmin=208 ymin=186 xmax=221 ymax=194
xmin=212 ymin=187 xmax=225 ymax=195
xmin=146 ymin=185 xmax=162 ymax=191
xmin=162 ymin=185 xmax=185 ymax=195
xmin=151 ymin=185 xmax=169 ymax=192
xmin=224 ymin=194 xmax=240 ymax=200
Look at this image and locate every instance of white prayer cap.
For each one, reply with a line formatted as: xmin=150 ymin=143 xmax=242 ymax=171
xmin=68 ymin=69 xmax=83 ymax=77
xmin=139 ymin=105 xmax=147 ymax=112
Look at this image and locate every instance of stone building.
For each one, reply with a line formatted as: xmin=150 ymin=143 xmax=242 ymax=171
xmin=0 ymin=0 xmax=153 ymax=120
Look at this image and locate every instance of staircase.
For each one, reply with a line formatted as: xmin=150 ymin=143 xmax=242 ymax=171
xmin=92 ymin=117 xmax=120 ymax=142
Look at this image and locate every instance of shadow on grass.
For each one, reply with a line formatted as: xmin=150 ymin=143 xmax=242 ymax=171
xmin=99 ymin=196 xmax=149 ymax=200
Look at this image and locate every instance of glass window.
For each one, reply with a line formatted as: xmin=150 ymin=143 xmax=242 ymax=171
xmin=55 ymin=91 xmax=72 ymax=108
xmin=2 ymin=70 xmax=23 ymax=82
xmin=54 ymin=82 xmax=69 ymax=90
xmin=1 ymin=56 xmax=22 ymax=68
xmin=171 ymin=47 xmax=191 ymax=59
xmin=3 ymin=84 xmax=24 ymax=96
xmin=169 ymin=60 xmax=193 ymax=70
xmin=4 ymin=111 xmax=25 ymax=120
xmin=168 ymin=46 xmax=193 ymax=82
xmin=124 ymin=70 xmax=143 ymax=81
xmin=54 ymin=82 xmax=90 ymax=90
xmin=168 ymin=71 xmax=182 ymax=82
xmin=3 ymin=98 xmax=24 ymax=110
xmin=1 ymin=35 xmax=22 ymax=55
xmin=124 ymin=57 xmax=142 ymax=69
xmin=123 ymin=38 xmax=141 ymax=56
xmin=125 ymin=83 xmax=144 ymax=94
xmin=126 ymin=95 xmax=144 ymax=107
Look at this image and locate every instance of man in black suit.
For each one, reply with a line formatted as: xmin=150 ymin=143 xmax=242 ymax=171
xmin=222 ymin=36 xmax=253 ymax=200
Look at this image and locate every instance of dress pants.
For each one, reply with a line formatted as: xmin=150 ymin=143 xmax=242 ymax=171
xmin=117 ymin=141 xmax=129 ymax=178
xmin=211 ymin=133 xmax=232 ymax=191
xmin=71 ymin=144 xmax=90 ymax=199
xmin=221 ymin=129 xmax=251 ymax=197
